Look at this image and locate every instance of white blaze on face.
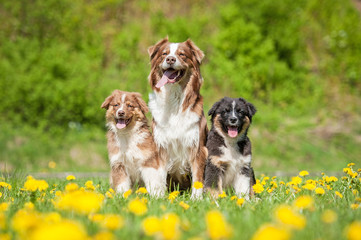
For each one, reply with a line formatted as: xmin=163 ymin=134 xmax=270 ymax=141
xmin=232 ymin=100 xmax=236 ymax=118
xmin=162 ymin=43 xmax=181 ymax=70
xmin=116 ymin=94 xmax=126 ymax=117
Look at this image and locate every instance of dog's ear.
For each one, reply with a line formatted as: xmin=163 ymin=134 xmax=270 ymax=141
xmin=185 ymin=39 xmax=204 ymax=65
xmin=148 ymin=37 xmax=169 ymax=60
xmin=247 ymin=102 xmax=257 ymax=117
xmin=208 ymin=99 xmax=223 ymax=120
xmin=132 ymin=92 xmax=149 ymax=114
xmin=101 ymin=95 xmax=113 ymax=109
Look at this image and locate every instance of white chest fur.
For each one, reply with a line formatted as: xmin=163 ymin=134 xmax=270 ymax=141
xmin=219 ymin=140 xmax=252 ymax=187
xmin=109 ymin=123 xmax=148 ymax=182
xmin=149 ymin=84 xmax=200 ymax=174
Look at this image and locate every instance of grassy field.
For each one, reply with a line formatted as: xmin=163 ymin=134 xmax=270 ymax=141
xmin=1 ymin=163 xmax=360 ymax=240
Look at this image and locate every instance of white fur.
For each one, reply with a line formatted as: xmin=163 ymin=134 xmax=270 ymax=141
xmin=108 ymin=121 xmax=162 ymax=193
xmin=149 ymin=85 xmax=200 ymax=176
xmin=213 ymin=126 xmax=252 ymax=197
xmin=141 ymin=167 xmax=167 ymax=197
xmin=116 ymin=178 xmax=131 ymax=194
xmin=232 ymin=100 xmax=236 ymax=118
xmin=119 ymin=93 xmax=126 ymax=111
xmin=191 ymin=187 xmax=203 ymax=200
xmin=162 ymin=43 xmax=182 ymax=70
xmin=233 ymin=173 xmax=251 ymax=200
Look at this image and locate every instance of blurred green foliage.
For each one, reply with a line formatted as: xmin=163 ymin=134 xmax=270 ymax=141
xmin=1 ymin=0 xmax=360 ymax=131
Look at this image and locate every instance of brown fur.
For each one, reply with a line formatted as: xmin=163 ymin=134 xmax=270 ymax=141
xmin=147 ymin=38 xmax=208 ymax=195
xmin=102 ymin=90 xmax=165 ymax=195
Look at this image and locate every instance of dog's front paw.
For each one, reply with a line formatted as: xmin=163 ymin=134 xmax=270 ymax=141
xmin=190 ymin=187 xmax=203 ymax=200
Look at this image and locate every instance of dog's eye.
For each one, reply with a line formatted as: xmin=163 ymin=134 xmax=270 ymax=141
xmin=127 ymin=104 xmax=133 ymax=108
xmin=114 ymin=104 xmax=119 ymax=107
xmin=162 ymin=52 xmax=167 ymax=56
xmin=225 ymin=108 xmax=230 ymax=112
xmin=179 ymin=53 xmax=185 ymax=57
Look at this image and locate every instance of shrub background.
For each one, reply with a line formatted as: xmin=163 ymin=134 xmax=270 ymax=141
xmin=0 ymin=0 xmax=360 ymax=172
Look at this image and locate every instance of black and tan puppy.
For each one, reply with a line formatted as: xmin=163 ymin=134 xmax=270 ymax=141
xmin=205 ymin=97 xmax=257 ymax=199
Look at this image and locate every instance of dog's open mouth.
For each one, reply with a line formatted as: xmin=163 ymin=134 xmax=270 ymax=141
xmin=116 ymin=117 xmax=132 ymax=129
xmin=227 ymin=126 xmax=239 ymax=138
xmin=156 ymin=68 xmax=185 ymax=88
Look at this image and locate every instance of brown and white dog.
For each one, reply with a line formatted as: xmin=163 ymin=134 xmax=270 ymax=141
xmin=101 ymin=90 xmax=166 ymax=197
xmin=147 ymin=37 xmax=208 ymax=199
xmin=204 ymin=97 xmax=257 ymax=199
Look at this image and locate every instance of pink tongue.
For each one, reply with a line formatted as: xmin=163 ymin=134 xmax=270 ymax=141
xmin=116 ymin=119 xmax=126 ymax=129
xmin=228 ymin=127 xmax=238 ymax=138
xmin=156 ymin=70 xmax=177 ymax=88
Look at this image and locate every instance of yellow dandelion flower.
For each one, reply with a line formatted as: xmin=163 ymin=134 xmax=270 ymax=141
xmin=179 ymin=201 xmax=190 ymax=210
xmin=128 ymin=199 xmax=147 ymax=216
xmin=168 ymin=191 xmax=180 ymax=202
xmin=123 ymin=189 xmax=132 ymax=199
xmin=193 ymin=181 xmax=204 ymax=189
xmin=54 ymin=190 xmax=104 ymax=214
xmin=251 ymin=223 xmax=291 ymax=240
xmin=160 ymin=213 xmax=181 ymax=240
xmin=0 ymin=212 xmax=5 ymax=230
xmin=24 ymin=202 xmax=34 ymax=210
xmin=335 ymin=191 xmax=343 ymax=199
xmin=105 ymin=191 xmax=113 ymax=199
xmin=55 ymin=190 xmax=62 ymax=196
xmin=302 ymin=183 xmax=316 ymax=191
xmin=89 ymin=213 xmax=105 ymax=223
xmin=329 ymin=176 xmax=338 ymax=182
xmin=358 ymin=169 xmax=361 ymax=172
xmin=348 ymin=163 xmax=355 ymax=167
xmin=299 ymin=171 xmax=309 ymax=177
xmin=0 ymin=202 xmax=9 ymax=212
xmin=206 ymin=210 xmax=232 ymax=239
xmin=142 ymin=216 xmax=161 ymax=236
xmin=356 ymin=198 xmax=361 ymax=203
xmin=0 ymin=182 xmax=12 ymax=190
xmin=0 ymin=233 xmax=10 ymax=240
xmin=274 ymin=205 xmax=306 ymax=230
xmin=43 ymin=212 xmax=62 ymax=223
xmin=293 ymin=196 xmax=314 ymax=210
xmin=346 ymin=221 xmax=361 ymax=240
xmin=66 ymin=175 xmax=76 ymax=181
xmin=136 ymin=187 xmax=148 ymax=194
xmin=321 ymin=209 xmax=337 ymax=224
xmin=291 ymin=176 xmax=302 ymax=185
xmin=218 ymin=191 xmax=227 ymax=198
xmin=85 ymin=181 xmax=95 ymax=191
xmin=11 ymin=209 xmax=41 ymax=234
xmin=23 ymin=176 xmax=49 ymax=192
xmin=253 ymin=183 xmax=265 ymax=194
xmin=93 ymin=231 xmax=114 ymax=240
xmin=65 ymin=183 xmax=79 ymax=192
xmin=267 ymin=188 xmax=274 ymax=193
xmin=280 ymin=181 xmax=285 ymax=185
xmin=29 ymin=219 xmax=88 ymax=240
xmin=100 ymin=214 xmax=124 ymax=230
xmin=236 ymin=198 xmax=245 ymax=206
xmin=230 ymin=196 xmax=238 ymax=201
xmin=351 ymin=204 xmax=360 ymax=210
xmin=48 ymin=161 xmax=56 ymax=169
xmin=315 ymin=187 xmax=325 ymax=195
xmin=0 ymin=192 xmax=2 ymax=198
xmin=108 ymin=188 xmax=115 ymax=194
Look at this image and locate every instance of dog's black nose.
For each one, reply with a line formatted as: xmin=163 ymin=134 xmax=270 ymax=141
xmin=117 ymin=110 xmax=125 ymax=116
xmin=166 ymin=56 xmax=176 ymax=65
xmin=230 ymin=117 xmax=238 ymax=124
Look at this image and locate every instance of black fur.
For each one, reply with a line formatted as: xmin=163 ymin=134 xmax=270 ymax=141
xmin=205 ymin=97 xmax=257 ymax=197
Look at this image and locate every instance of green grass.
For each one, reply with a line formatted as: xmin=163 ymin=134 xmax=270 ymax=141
xmin=1 ymin=165 xmax=361 ymax=240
